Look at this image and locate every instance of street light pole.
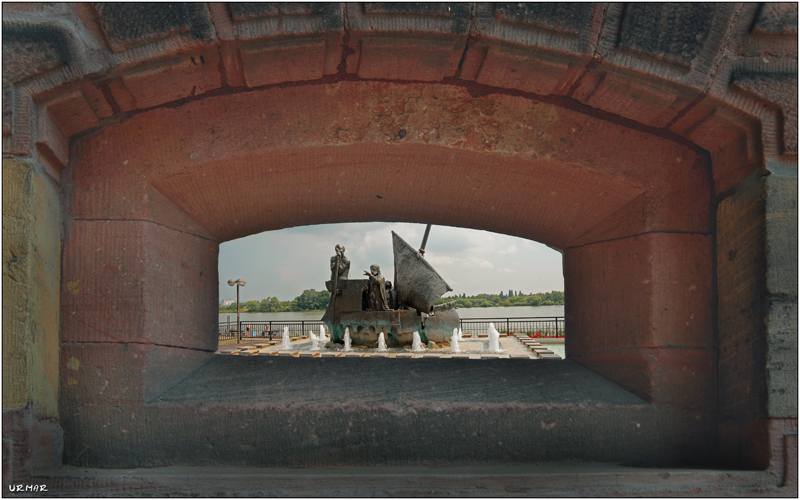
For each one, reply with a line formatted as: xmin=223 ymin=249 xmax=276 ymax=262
xmin=227 ymin=279 xmax=247 ymax=344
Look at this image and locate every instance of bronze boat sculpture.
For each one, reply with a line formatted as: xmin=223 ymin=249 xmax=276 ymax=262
xmin=321 ymin=228 xmax=459 ymax=347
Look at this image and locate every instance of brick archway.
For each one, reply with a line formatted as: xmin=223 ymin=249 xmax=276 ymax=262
xmin=59 ymin=78 xmax=717 ymax=466
xmin=3 ymin=2 xmax=796 ymax=492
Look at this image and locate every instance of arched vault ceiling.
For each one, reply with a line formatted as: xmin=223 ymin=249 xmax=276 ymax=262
xmin=69 ymin=81 xmax=709 ymax=249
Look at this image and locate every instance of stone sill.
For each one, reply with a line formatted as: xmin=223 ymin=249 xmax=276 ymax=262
xmin=33 ymin=465 xmax=790 ymax=497
xmin=60 ymin=358 xmax=715 ymax=469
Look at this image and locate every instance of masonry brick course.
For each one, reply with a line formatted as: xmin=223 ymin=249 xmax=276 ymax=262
xmin=61 ymin=220 xmax=218 ymax=350
xmin=120 ymin=46 xmax=222 ymax=109
xmin=566 ymin=233 xmax=713 ymax=352
xmin=345 ymin=3 xmax=470 ymax=80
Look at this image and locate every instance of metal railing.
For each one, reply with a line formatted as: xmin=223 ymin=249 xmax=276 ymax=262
xmin=218 ymin=320 xmax=327 ymax=342
xmin=219 ymin=317 xmax=564 ymax=341
xmin=459 ymin=317 xmax=564 ymax=338
xmin=219 ymin=328 xmax=238 ymax=341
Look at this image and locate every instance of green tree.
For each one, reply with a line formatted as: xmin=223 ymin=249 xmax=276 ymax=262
xmin=289 ymin=289 xmax=332 ymax=311
xmin=294 ymin=289 xmax=319 ymax=311
xmin=223 ymin=289 xmax=565 ymax=313
xmin=270 ymin=297 xmax=282 ymax=311
xmin=314 ymin=290 xmax=331 ymax=310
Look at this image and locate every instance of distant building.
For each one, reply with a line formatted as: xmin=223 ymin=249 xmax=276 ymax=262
xmin=220 ymin=300 xmax=234 ymax=306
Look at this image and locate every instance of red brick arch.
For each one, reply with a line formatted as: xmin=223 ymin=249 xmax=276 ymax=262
xmin=61 ymin=77 xmax=715 ymax=442
xmin=52 ymin=34 xmax=764 ymax=471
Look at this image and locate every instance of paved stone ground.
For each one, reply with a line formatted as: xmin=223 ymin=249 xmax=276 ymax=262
xmin=218 ymin=334 xmax=549 ymax=359
xmin=545 ymin=343 xmax=566 ymax=358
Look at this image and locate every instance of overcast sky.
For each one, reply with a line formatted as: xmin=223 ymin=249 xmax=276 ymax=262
xmin=218 ymin=222 xmax=564 ymax=302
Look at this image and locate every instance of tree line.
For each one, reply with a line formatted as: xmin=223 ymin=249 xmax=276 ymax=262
xmin=220 ymin=288 xmax=564 ymax=312
xmin=219 ymin=289 xmax=332 ymax=313
xmin=433 ymin=290 xmax=564 ymax=308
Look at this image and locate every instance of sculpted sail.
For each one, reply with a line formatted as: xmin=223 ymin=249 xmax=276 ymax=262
xmin=392 ymin=231 xmax=452 ymax=313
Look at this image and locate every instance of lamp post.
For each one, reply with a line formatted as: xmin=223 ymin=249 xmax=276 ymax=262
xmin=227 ymin=279 xmax=246 ymax=343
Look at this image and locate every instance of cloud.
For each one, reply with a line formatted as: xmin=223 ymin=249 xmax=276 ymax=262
xmin=498 ymin=245 xmax=518 ymax=255
xmin=219 ymin=222 xmax=564 ymax=301
xmin=475 ymin=258 xmax=495 ymax=270
xmin=426 ymin=254 xmax=494 ymax=270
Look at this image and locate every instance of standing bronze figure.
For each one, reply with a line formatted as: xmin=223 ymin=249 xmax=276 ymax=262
xmin=365 ymin=264 xmax=390 ymax=311
xmin=330 ymin=244 xmax=350 ymax=282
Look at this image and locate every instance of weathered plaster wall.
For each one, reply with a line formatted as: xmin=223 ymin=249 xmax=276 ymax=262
xmin=2 ymin=158 xmax=63 ymax=480
xmin=765 ymin=160 xmax=798 ymax=419
xmin=2 ymin=158 xmax=60 ymax=417
xmin=3 ymin=161 xmax=33 ymax=411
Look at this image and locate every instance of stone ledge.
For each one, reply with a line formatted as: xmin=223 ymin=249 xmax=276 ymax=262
xmin=31 ymin=465 xmax=791 ymax=497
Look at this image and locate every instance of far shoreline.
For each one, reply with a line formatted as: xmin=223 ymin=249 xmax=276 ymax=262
xmin=218 ymin=304 xmax=565 ymax=316
xmin=219 ymin=303 xmax=565 ymax=314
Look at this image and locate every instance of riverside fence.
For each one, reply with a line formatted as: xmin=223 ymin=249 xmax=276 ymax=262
xmin=460 ymin=316 xmax=564 ymax=338
xmin=218 ymin=320 xmax=324 ymax=341
xmin=219 ymin=316 xmax=564 ymax=341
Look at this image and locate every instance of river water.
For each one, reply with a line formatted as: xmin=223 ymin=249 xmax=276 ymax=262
xmin=218 ymin=304 xmax=565 ymax=324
